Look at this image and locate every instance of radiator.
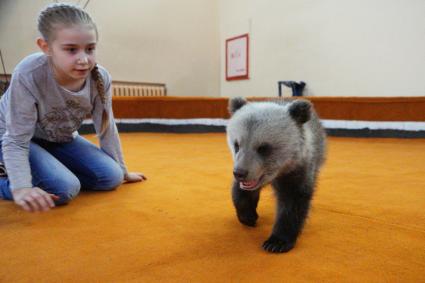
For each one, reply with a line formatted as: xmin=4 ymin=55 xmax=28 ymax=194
xmin=112 ymin=81 xmax=167 ymax=97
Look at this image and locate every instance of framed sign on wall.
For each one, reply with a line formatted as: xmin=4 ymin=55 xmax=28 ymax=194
xmin=225 ymin=33 xmax=249 ymax=81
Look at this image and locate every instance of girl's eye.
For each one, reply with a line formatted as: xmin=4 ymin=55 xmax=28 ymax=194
xmin=66 ymin=48 xmax=77 ymax=54
xmin=257 ymin=143 xmax=272 ymax=157
xmin=234 ymin=141 xmax=239 ymax=153
xmin=86 ymin=47 xmax=96 ymax=53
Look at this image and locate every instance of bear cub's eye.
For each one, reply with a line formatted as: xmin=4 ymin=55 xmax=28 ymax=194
xmin=257 ymin=143 xmax=272 ymax=156
xmin=234 ymin=141 xmax=240 ymax=153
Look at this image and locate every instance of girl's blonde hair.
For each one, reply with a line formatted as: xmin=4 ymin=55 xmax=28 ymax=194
xmin=38 ymin=3 xmax=109 ymax=135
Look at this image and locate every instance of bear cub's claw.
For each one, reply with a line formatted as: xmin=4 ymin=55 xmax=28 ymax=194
xmin=262 ymin=235 xmax=295 ymax=253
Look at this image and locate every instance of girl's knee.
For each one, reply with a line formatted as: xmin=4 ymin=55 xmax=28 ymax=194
xmin=94 ymin=165 xmax=124 ymax=191
xmin=110 ymin=168 xmax=124 ymax=188
xmin=50 ymin=176 xmax=81 ymax=205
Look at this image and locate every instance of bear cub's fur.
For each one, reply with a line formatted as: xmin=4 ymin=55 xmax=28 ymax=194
xmin=226 ymin=97 xmax=326 ymax=253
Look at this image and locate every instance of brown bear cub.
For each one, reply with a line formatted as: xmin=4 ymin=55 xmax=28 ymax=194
xmin=226 ymin=97 xmax=326 ymax=253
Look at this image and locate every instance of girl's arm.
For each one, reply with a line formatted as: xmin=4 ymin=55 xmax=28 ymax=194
xmin=91 ymin=71 xmax=128 ymax=173
xmin=2 ymin=73 xmax=37 ymax=190
xmin=2 ymin=73 xmax=57 ymax=211
xmin=91 ymin=69 xmax=146 ymax=183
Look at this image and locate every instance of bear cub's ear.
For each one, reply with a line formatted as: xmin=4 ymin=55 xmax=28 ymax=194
xmin=228 ymin=97 xmax=248 ymax=116
xmin=289 ymin=99 xmax=312 ymax=124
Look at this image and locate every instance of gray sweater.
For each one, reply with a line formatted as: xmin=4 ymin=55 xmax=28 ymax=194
xmin=0 ymin=53 xmax=127 ymax=190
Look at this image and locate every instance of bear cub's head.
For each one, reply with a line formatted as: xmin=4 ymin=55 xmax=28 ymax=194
xmin=226 ymin=97 xmax=313 ymax=191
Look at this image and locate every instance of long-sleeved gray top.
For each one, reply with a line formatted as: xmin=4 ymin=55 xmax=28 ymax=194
xmin=0 ymin=52 xmax=128 ymax=190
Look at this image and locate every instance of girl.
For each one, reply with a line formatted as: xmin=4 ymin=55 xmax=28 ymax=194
xmin=0 ymin=3 xmax=146 ymax=212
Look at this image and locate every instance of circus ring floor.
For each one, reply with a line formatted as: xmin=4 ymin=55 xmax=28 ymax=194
xmin=1 ymin=133 xmax=424 ymax=282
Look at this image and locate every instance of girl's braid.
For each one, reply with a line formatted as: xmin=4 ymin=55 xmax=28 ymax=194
xmin=91 ymin=65 xmax=110 ymax=135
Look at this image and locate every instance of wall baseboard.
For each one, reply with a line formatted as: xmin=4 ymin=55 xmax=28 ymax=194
xmin=80 ymin=118 xmax=425 ymax=138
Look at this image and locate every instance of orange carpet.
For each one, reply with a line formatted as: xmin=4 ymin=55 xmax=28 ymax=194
xmin=0 ymin=133 xmax=424 ymax=282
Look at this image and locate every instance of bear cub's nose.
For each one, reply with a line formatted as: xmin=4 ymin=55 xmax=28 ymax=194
xmin=233 ymin=169 xmax=248 ymax=181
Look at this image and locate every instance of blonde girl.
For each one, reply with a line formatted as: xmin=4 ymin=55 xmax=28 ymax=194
xmin=0 ymin=3 xmax=146 ymax=212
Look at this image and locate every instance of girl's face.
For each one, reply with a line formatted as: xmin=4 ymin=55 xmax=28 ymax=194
xmin=39 ymin=24 xmax=97 ymax=86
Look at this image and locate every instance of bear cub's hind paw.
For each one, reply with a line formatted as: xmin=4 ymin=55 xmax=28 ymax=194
xmin=262 ymin=235 xmax=295 ymax=253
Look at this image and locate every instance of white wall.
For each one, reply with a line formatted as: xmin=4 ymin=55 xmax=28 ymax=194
xmin=219 ymin=0 xmax=425 ymax=97
xmin=1 ymin=1 xmax=424 ymax=98
xmin=0 ymin=0 xmax=220 ymax=97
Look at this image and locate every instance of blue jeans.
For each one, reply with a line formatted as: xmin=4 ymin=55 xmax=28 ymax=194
xmin=0 ymin=135 xmax=124 ymax=205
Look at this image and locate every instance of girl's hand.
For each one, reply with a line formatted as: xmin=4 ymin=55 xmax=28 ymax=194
xmin=124 ymin=172 xmax=147 ymax=183
xmin=12 ymin=187 xmax=59 ymax=212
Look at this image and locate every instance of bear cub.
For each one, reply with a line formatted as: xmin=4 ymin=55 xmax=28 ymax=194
xmin=226 ymin=97 xmax=326 ymax=253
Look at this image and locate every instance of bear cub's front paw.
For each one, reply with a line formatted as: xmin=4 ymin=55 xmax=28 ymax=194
xmin=262 ymin=235 xmax=295 ymax=253
xmin=237 ymin=210 xmax=258 ymax=227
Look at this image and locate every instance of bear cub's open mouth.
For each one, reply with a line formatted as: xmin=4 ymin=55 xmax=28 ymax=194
xmin=240 ymin=175 xmax=264 ymax=190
